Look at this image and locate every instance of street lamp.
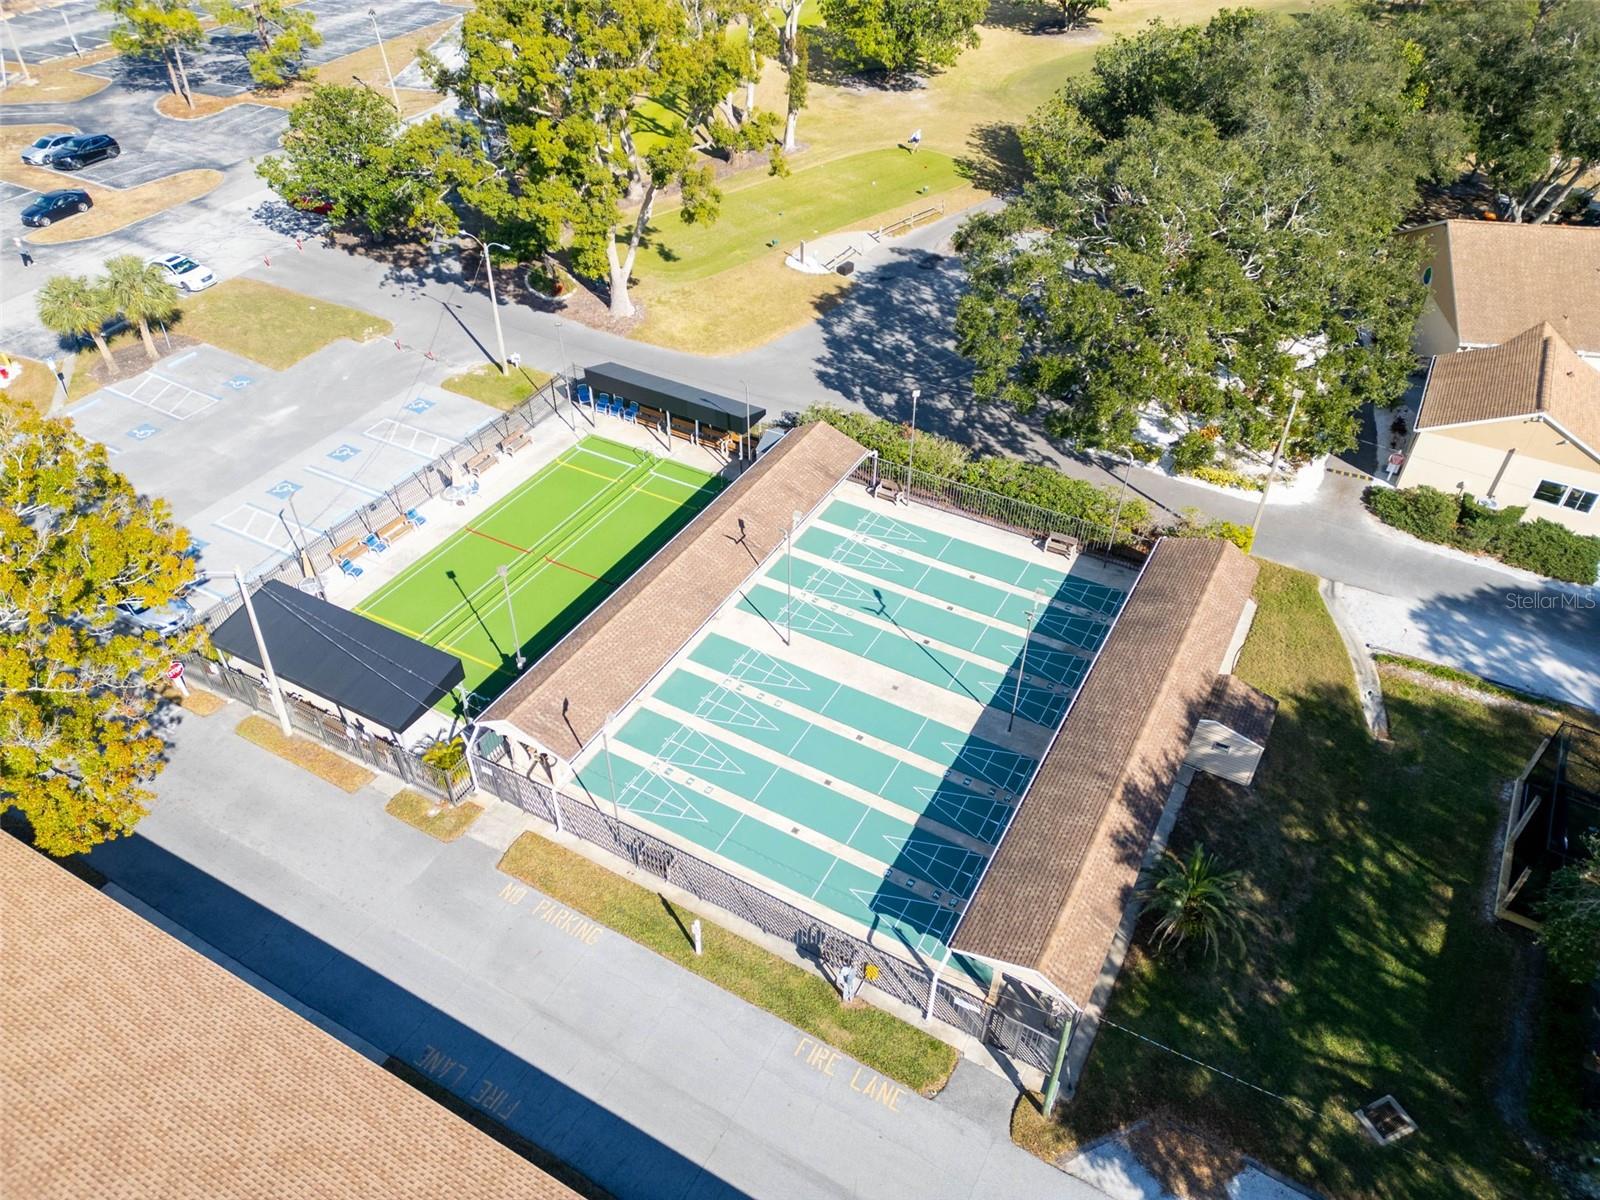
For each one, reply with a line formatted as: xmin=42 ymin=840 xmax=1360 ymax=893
xmin=1009 ymin=590 xmax=1041 ymax=732
xmin=457 ymin=230 xmax=511 ymax=373
xmin=44 ymin=356 xmax=68 ymax=408
xmin=785 ymin=510 xmax=799 ymax=646
xmin=497 ymin=563 xmax=524 ymax=669
xmin=1248 ymin=391 xmax=1301 ymax=549
xmin=903 ymin=387 xmax=920 ymax=501
xmin=366 ymin=7 xmax=401 ymax=111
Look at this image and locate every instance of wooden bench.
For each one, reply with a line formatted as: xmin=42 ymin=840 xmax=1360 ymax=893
xmin=333 ymin=538 xmax=368 ymax=565
xmin=1043 ymin=532 xmax=1081 ymax=560
xmin=499 ymin=428 xmax=531 ymax=456
xmin=376 ymin=516 xmax=412 ymax=545
xmin=868 ymin=479 xmax=905 ymax=505
xmin=463 ymin=449 xmax=497 ymax=477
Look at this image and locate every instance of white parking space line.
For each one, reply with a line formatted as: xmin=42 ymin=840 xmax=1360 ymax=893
xmin=304 ymin=464 xmax=386 ymax=496
xmin=213 ymin=504 xmax=295 ymax=552
xmin=103 ymin=371 xmax=221 ymax=420
xmin=364 ymin=418 xmax=457 ymax=459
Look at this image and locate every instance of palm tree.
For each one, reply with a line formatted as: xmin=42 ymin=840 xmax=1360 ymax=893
xmin=35 ymin=274 xmax=118 ymax=378
xmin=104 ymin=256 xmax=180 ymax=363
xmin=1140 ymin=844 xmax=1248 ymax=961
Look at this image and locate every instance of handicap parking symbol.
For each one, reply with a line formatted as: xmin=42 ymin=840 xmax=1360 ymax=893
xmin=403 ymin=396 xmax=436 ymax=415
xmin=266 ymin=480 xmax=303 ymax=500
xmin=223 ymin=375 xmax=254 ymax=390
xmin=127 ymin=423 xmax=159 ymax=441
xmin=327 ymin=443 xmax=362 ymax=463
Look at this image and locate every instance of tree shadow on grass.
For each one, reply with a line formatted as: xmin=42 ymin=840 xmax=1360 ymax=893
xmin=956 ymin=121 xmax=1029 ymax=195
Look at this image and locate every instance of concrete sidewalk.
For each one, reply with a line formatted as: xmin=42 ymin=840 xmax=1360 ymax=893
xmin=83 ymin=705 xmax=1105 ymax=1200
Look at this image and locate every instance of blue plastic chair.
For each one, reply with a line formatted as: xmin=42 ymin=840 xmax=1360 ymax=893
xmin=575 ymin=383 xmax=592 ymax=407
xmin=338 ymin=558 xmax=363 ymax=578
xmin=596 ymin=392 xmax=613 ymax=414
xmin=404 ymin=507 xmax=427 ymax=527
xmin=623 ymin=401 xmax=639 ymax=423
xmin=362 ymin=531 xmax=389 ymax=554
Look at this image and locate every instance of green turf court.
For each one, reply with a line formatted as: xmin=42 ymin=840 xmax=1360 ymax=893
xmin=355 ymin=437 xmax=724 ymax=709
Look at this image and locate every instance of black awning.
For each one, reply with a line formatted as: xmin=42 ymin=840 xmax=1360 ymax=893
xmin=211 ymin=580 xmax=465 ymax=732
xmin=582 ymin=362 xmax=767 ymax=433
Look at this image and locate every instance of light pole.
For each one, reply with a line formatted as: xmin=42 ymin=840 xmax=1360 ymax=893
xmin=1009 ymin=590 xmax=1041 ymax=733
xmin=44 ymin=357 xmax=68 ymax=410
xmin=2 ymin=8 xmax=32 ymax=84
xmin=235 ymin=569 xmax=292 ymax=736
xmin=602 ymin=714 xmax=620 ymax=822
xmin=904 ymin=387 xmax=920 ymax=500
xmin=1108 ymin=451 xmax=1131 ymax=552
xmin=366 ymin=7 xmax=400 ymax=111
xmin=742 ymin=380 xmax=752 ymax=463
xmin=457 ymin=230 xmax=510 ymax=373
xmin=1248 ymin=391 xmax=1301 ymax=550
xmin=61 ymin=8 xmax=82 ymax=57
xmin=497 ymin=563 xmax=524 ymax=669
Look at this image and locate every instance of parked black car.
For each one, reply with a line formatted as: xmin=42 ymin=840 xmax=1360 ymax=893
xmin=20 ymin=189 xmax=93 ymax=227
xmin=50 ymin=134 xmax=120 ymax=171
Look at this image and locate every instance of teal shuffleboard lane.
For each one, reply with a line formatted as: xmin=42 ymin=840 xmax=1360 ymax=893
xmin=615 ymin=705 xmax=984 ymax=895
xmin=798 ymin=523 xmax=1120 ymax=641
xmin=652 ymin=666 xmax=1015 ymax=847
xmin=691 ymin=633 xmax=1038 ymax=798
xmin=573 ymin=729 xmax=961 ymax=955
xmin=790 ymin=559 xmax=1108 ymax=662
xmin=820 ymin=499 xmax=1127 ymax=616
xmin=738 ymin=584 xmax=1072 ymax=728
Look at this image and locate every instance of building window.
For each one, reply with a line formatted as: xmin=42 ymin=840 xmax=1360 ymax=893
xmin=1534 ymin=479 xmax=1598 ymax=513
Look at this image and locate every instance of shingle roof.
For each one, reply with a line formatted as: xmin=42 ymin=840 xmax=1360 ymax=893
xmin=1409 ymin=220 xmax=1600 ymax=352
xmin=1417 ymin=322 xmax=1600 ymax=455
xmin=482 ymin=421 xmax=868 ymax=755
xmin=0 ymin=835 xmax=580 ymax=1200
xmin=951 ymin=538 xmax=1259 ymax=1008
xmin=1205 ymin=674 xmax=1278 ymax=748
xmin=211 ymin=579 xmax=465 ymax=732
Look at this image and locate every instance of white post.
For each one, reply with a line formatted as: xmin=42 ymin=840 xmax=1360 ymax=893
xmin=785 ymin=510 xmax=798 ymax=646
xmin=904 ymin=387 xmax=920 ymax=501
xmin=62 ymin=9 xmax=82 ymax=56
xmin=602 ymin=715 xmax=620 ymax=822
xmin=498 ymin=563 xmax=524 ymax=669
xmin=462 ymin=723 xmax=482 ymax=795
xmin=235 ymin=569 xmax=292 ymax=736
xmin=691 ymin=918 xmax=703 ymax=956
xmin=1249 ymin=391 xmax=1301 ymax=546
xmin=367 ymin=7 xmax=400 ymax=110
xmin=924 ymin=945 xmax=953 ymax=1021
xmin=3 ymin=8 xmax=32 ymax=83
xmin=457 ymin=230 xmax=509 ymax=373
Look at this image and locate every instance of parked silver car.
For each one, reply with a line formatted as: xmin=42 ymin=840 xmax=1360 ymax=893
xmin=20 ymin=133 xmax=77 ymax=166
xmin=115 ymin=597 xmax=195 ymax=636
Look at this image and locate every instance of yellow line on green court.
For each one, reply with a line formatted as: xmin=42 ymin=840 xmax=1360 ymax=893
xmin=438 ymin=640 xmax=499 ymax=670
xmin=358 ymin=606 xmax=500 ymax=670
xmin=556 ymin=458 xmax=714 ymax=506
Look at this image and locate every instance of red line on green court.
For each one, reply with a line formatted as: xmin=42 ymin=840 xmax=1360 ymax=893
xmin=466 ymin=526 xmax=531 ymax=555
xmin=544 ymin=555 xmax=618 ymax=586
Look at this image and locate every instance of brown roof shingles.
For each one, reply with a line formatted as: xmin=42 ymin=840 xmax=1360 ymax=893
xmin=0 ymin=834 xmax=580 ymax=1200
xmin=1410 ymin=220 xmax=1600 ymax=352
xmin=483 ymin=421 xmax=868 ymax=755
xmin=951 ymin=538 xmax=1259 ymax=1008
xmin=1418 ymin=321 xmax=1600 ymax=453
xmin=1205 ymin=674 xmax=1278 ymax=748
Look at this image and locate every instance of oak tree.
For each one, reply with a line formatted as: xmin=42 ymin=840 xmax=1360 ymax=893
xmin=0 ymin=409 xmax=198 ymax=857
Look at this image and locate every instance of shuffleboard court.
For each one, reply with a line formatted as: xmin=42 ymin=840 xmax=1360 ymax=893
xmin=569 ymin=490 xmax=1135 ymax=967
xmin=355 ymin=437 xmax=723 ymax=708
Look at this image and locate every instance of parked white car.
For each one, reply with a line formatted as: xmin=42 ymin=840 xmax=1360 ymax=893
xmin=147 ymin=253 xmax=217 ymax=292
xmin=20 ymin=133 xmax=77 ymax=166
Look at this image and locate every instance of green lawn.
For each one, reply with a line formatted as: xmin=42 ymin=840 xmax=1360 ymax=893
xmin=1015 ymin=562 xmax=1558 ymax=1200
xmin=384 ymin=789 xmax=483 ymax=842
xmin=173 ymin=278 xmax=392 ymax=370
xmin=441 ymin=363 xmax=555 ymax=412
xmin=498 ymin=831 xmax=959 ymax=1095
xmin=641 ymin=148 xmax=963 ymax=284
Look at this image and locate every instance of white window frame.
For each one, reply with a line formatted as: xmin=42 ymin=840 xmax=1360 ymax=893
xmin=1533 ymin=479 xmax=1598 ymax=514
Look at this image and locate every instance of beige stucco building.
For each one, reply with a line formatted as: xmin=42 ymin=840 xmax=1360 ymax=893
xmin=1396 ymin=323 xmax=1600 ymax=535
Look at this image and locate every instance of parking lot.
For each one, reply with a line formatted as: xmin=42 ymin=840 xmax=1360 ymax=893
xmin=71 ymin=104 xmax=288 ymax=189
xmin=0 ymin=0 xmax=117 ymax=61
xmin=81 ymin=0 xmax=461 ymax=97
xmin=63 ymin=343 xmax=504 ymax=596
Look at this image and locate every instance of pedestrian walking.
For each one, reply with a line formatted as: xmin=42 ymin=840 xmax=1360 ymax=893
xmin=14 ymin=238 xmax=32 ymax=267
xmin=906 ymin=128 xmax=922 ymax=154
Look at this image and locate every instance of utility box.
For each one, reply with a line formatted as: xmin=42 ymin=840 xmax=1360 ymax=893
xmin=1184 ymin=675 xmax=1278 ymax=787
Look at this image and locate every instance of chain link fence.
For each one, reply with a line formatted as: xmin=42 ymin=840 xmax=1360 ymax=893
xmin=190 ymin=375 xmax=574 ymax=633
xmin=852 ymin=458 xmax=1151 ymax=557
xmin=472 ymin=753 xmax=1062 ymax=1070
xmin=182 ymin=653 xmax=470 ymax=802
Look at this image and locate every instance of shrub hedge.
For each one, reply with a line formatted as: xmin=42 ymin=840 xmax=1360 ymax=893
xmin=801 ymin=406 xmax=1152 ymax=544
xmin=1366 ymin=485 xmax=1600 ymax=584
